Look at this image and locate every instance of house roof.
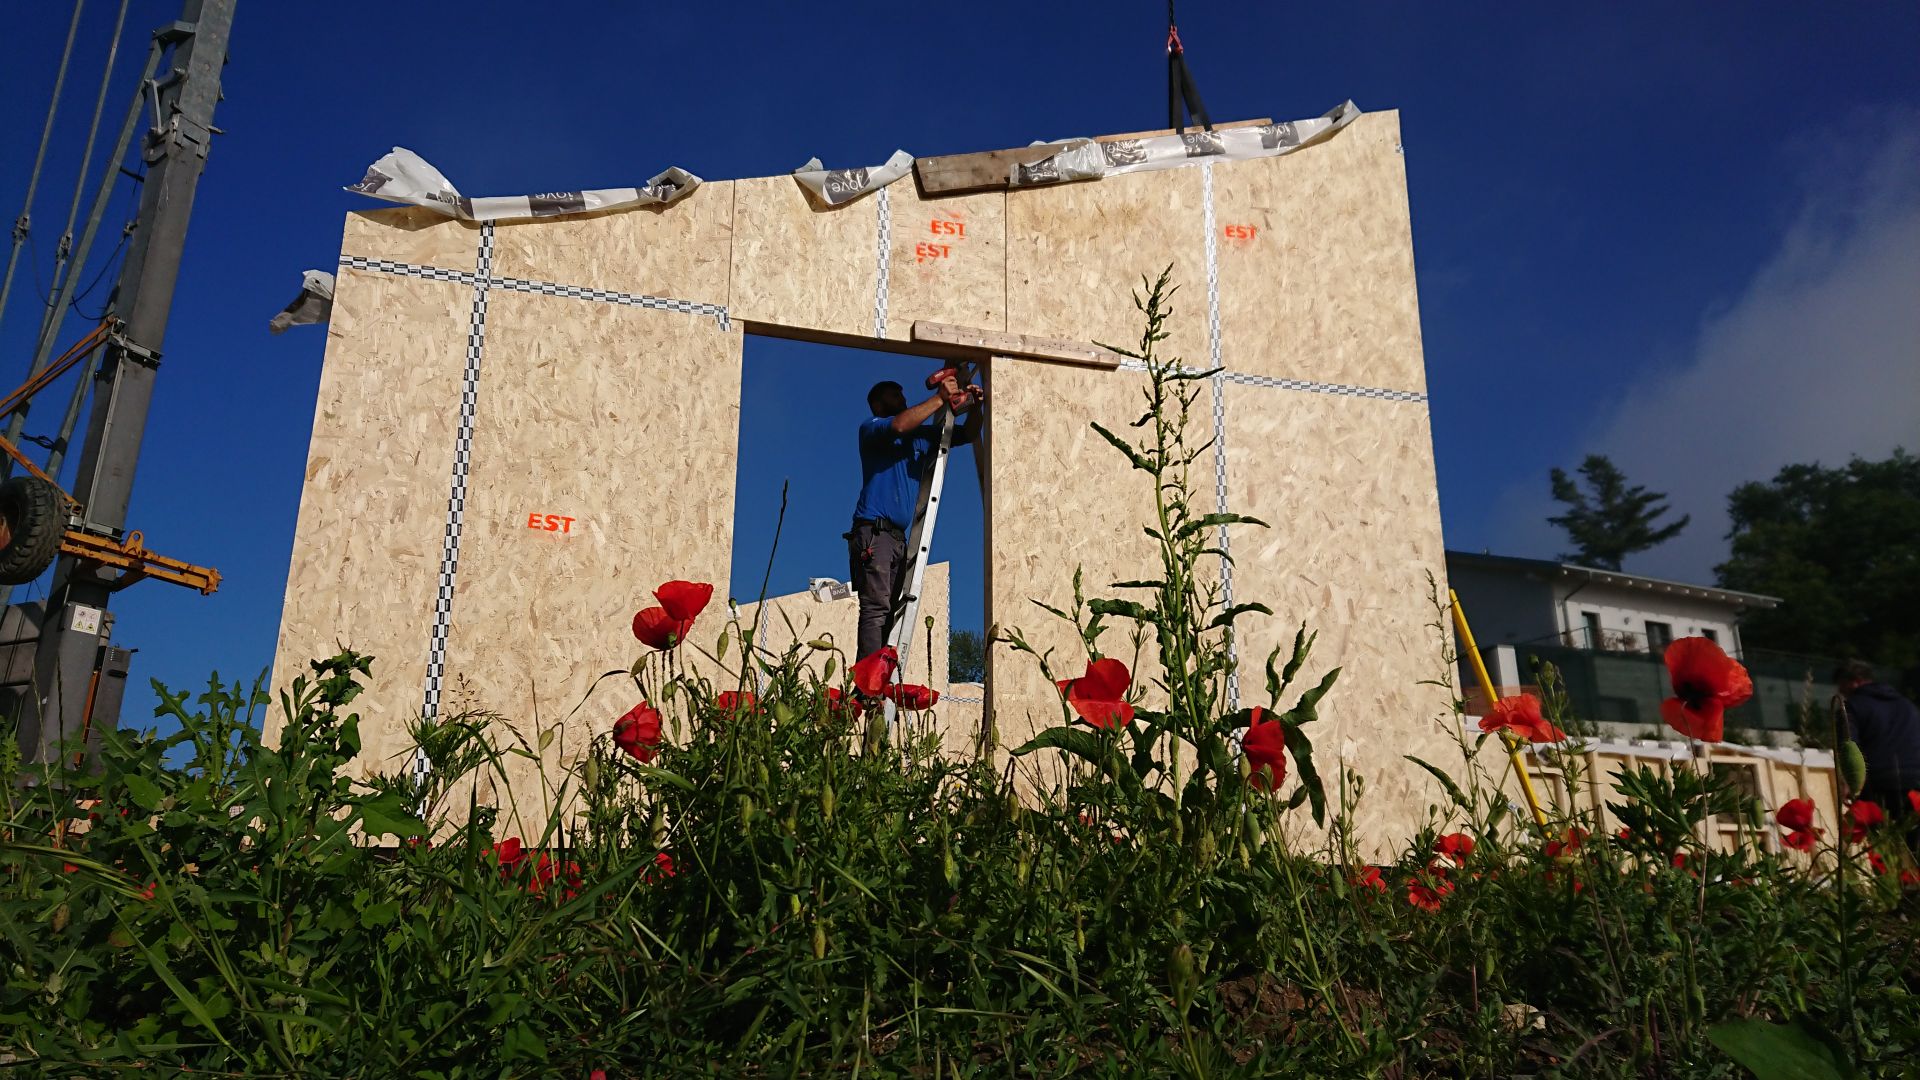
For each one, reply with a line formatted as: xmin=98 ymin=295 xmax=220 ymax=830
xmin=1444 ymin=551 xmax=1782 ymax=610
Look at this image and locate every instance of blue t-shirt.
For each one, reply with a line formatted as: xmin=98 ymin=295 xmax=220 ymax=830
xmin=853 ymin=415 xmax=938 ymax=530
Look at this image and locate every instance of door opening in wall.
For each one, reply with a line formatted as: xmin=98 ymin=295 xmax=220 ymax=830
xmin=729 ymin=335 xmax=985 ymax=691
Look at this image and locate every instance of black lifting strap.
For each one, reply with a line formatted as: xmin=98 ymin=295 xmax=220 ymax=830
xmin=1166 ymin=2 xmax=1214 ymax=133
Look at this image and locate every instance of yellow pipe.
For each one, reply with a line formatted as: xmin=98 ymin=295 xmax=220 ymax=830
xmin=1450 ymin=588 xmax=1550 ymax=830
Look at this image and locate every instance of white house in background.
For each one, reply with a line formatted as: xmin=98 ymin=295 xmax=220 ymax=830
xmin=1445 ymin=551 xmax=1780 ymax=683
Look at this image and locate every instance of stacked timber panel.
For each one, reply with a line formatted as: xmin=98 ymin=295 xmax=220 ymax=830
xmin=274 ymin=109 xmax=1459 ymax=850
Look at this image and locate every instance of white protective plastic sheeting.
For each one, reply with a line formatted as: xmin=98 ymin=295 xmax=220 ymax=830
xmin=791 ymin=149 xmax=913 ymax=207
xmin=345 ymin=147 xmax=701 ymax=222
xmin=1010 ymin=100 xmax=1363 ymax=188
xmin=268 ymin=269 xmax=335 ymax=333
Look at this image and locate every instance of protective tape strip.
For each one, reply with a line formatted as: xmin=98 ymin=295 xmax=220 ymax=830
xmin=1201 ymin=163 xmax=1240 ymax=709
xmin=1115 ymin=358 xmax=1428 ymax=404
xmin=416 ymin=223 xmax=495 ymax=782
xmin=339 ymin=255 xmax=729 ymax=330
xmin=874 ymin=185 xmax=891 ymax=338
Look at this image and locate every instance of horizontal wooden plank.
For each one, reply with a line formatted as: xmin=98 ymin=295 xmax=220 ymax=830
xmin=911 ymin=321 xmax=1122 ymax=371
xmin=914 ymin=118 xmax=1273 ymax=196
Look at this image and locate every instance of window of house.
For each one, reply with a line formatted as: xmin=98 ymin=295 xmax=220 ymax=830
xmin=1581 ymin=611 xmax=1602 ymax=649
xmin=1702 ymin=627 xmax=1719 ymax=644
xmin=1646 ymin=620 xmax=1673 ymax=653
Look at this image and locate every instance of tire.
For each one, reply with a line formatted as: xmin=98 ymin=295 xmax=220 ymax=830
xmin=0 ymin=475 xmax=65 ymax=585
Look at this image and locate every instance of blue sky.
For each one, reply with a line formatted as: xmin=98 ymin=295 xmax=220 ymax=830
xmin=2 ymin=1 xmax=1916 ymax=731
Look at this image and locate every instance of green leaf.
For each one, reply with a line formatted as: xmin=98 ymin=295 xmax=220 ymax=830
xmin=1281 ymin=625 xmax=1315 ymax=691
xmin=1207 ymin=602 xmax=1274 ymax=630
xmin=1406 ymin=755 xmax=1471 ymax=811
xmin=1279 ymin=667 xmax=1340 ymax=727
xmin=1282 ymin=723 xmax=1326 ymax=826
xmin=123 ymin=774 xmax=163 ymax=812
xmin=1173 ymin=513 xmax=1269 ymax=541
xmin=1090 ymin=421 xmax=1158 ymax=474
xmin=352 ymin=792 xmax=425 ymax=840
xmin=122 ymin=917 xmax=234 ymax=1050
xmin=359 ymin=900 xmax=402 ymax=929
xmin=1011 ymin=727 xmax=1138 ymax=793
xmin=1088 ymin=598 xmax=1157 ymax=624
xmin=1707 ymin=1018 xmax=1858 ymax=1080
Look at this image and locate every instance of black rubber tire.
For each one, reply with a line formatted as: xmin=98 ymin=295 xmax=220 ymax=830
xmin=0 ymin=475 xmax=64 ymax=585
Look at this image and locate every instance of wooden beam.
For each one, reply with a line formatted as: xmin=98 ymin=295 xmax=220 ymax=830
xmin=914 ymin=118 xmax=1273 ymax=196
xmin=911 ymin=321 xmax=1121 ymax=371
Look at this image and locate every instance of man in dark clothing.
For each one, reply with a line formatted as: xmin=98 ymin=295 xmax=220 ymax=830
xmin=1835 ymin=659 xmax=1920 ymax=854
xmin=847 ymin=378 xmax=981 ymax=662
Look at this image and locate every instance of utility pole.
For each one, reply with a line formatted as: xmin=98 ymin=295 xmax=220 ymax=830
xmin=19 ymin=0 xmax=236 ymax=766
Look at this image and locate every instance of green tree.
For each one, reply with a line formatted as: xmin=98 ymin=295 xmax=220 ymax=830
xmin=948 ymin=627 xmax=986 ymax=682
xmin=1547 ymin=454 xmax=1690 ymax=571
xmin=1715 ymin=449 xmax=1920 ymax=688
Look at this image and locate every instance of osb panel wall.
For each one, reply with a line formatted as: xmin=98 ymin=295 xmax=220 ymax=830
xmin=280 ymin=109 xmax=1455 ymax=848
xmin=490 ymin=181 xmax=734 ymax=302
xmin=341 ymin=207 xmax=479 ymax=272
xmin=1218 ymin=387 xmax=1453 ymax=850
xmin=267 ymin=268 xmax=472 ymax=774
xmin=439 ymin=292 xmax=741 ymax=824
xmin=1005 ymin=165 xmax=1210 ymax=367
xmin=1211 ymin=111 xmax=1425 ymax=392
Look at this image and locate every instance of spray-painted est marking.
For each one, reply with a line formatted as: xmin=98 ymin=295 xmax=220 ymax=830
xmin=526 ymin=513 xmax=576 ymax=534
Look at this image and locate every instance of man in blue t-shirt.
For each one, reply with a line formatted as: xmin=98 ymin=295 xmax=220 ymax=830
xmin=847 ymin=377 xmax=981 ymax=662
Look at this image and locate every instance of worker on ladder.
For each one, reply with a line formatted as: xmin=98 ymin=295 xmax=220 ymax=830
xmin=846 ymin=373 xmax=981 ymax=663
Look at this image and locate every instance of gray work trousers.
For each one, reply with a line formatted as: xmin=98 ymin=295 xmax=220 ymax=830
xmin=847 ymin=519 xmax=906 ymax=661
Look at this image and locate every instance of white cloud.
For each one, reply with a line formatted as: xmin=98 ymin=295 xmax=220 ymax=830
xmin=1489 ymin=111 xmax=1920 ymax=582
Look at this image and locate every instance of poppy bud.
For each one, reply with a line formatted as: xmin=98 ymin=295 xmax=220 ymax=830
xmin=821 ymin=784 xmax=836 ymax=822
xmin=1243 ymin=810 xmax=1264 ymax=852
xmin=1017 ymin=853 xmax=1032 ymax=886
xmin=790 ymin=893 xmax=802 ymax=917
xmin=1196 ymin=829 xmax=1218 ymax=867
xmin=943 ymin=845 xmax=960 ymax=889
xmin=1004 ymin=792 xmax=1023 ymax=821
xmin=1168 ymin=943 xmax=1197 ymax=1011
xmin=1840 ymin=741 xmax=1867 ymax=794
xmin=1746 ymin=796 xmax=1768 ymax=831
xmin=582 ymin=753 xmax=600 ymax=792
xmin=1236 ymin=841 xmax=1250 ymax=868
xmin=807 ymin=638 xmax=833 ymax=651
xmin=823 ymin=657 xmax=837 ymax=680
xmin=756 ymin=762 xmax=771 ymax=790
xmin=739 ymin=795 xmax=755 ymax=829
xmin=812 ymin=924 xmax=828 ymax=960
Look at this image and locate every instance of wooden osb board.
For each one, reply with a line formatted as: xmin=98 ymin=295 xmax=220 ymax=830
xmin=1211 ymin=111 xmax=1424 ymax=393
xmin=1219 ymin=385 xmax=1455 ymax=852
xmin=730 ymin=178 xmax=1005 ymax=343
xmin=435 ymin=290 xmax=741 ymax=826
xmin=490 ymin=181 xmax=735 ymax=304
xmin=341 ymin=207 xmax=480 ymax=271
xmin=985 ymin=360 xmax=1221 ymax=771
xmin=735 ymin=562 xmax=950 ymax=702
xmin=1005 ymin=165 xmax=1210 ymax=367
xmin=266 ymin=268 xmax=473 ymax=774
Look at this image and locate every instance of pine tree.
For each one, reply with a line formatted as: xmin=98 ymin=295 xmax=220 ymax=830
xmin=1546 ymin=455 xmax=1690 ymax=571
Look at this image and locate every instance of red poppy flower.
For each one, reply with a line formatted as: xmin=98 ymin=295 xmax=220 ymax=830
xmin=1434 ymin=832 xmax=1475 ymax=866
xmin=1910 ymin=790 xmax=1920 ymax=815
xmin=1055 ymin=658 xmax=1135 ymax=730
xmin=1349 ymin=865 xmax=1385 ymax=893
xmin=1867 ymin=850 xmax=1888 ymax=876
xmin=614 ymin=701 xmax=663 ymax=763
xmin=1406 ymin=879 xmax=1451 ymax=911
xmin=1781 ymin=828 xmax=1819 ymax=853
xmin=852 ymin=647 xmax=899 ymax=696
xmin=1670 ymin=851 xmax=1690 ymax=871
xmin=1242 ymin=708 xmax=1289 ymax=791
xmin=1479 ymin=693 xmax=1566 ymax=743
xmin=1777 ymin=798 xmax=1816 ymax=833
xmin=530 ymin=853 xmax=583 ymax=900
xmin=648 ymin=852 xmax=676 ymax=882
xmin=654 ymin=580 xmax=713 ymax=622
xmin=1545 ymin=827 xmax=1589 ymax=858
xmin=1659 ymin=637 xmax=1753 ymax=743
xmin=136 ymin=881 xmax=157 ymax=902
xmin=591 ymin=1071 xmax=608 ymax=1080
xmin=824 ymin=686 xmax=862 ymax=719
xmin=885 ymin=683 xmax=940 ymax=710
xmin=1848 ymin=800 xmax=1884 ymax=843
xmin=488 ymin=837 xmax=527 ymax=871
xmin=716 ymin=690 xmax=757 ymax=715
xmin=1902 ymin=869 xmax=1920 ymax=888
xmin=632 ymin=606 xmax=693 ymax=650
xmin=62 ymin=862 xmax=80 ymax=874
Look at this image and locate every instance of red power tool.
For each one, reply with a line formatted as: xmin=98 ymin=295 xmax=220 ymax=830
xmin=925 ymin=366 xmax=983 ymax=411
